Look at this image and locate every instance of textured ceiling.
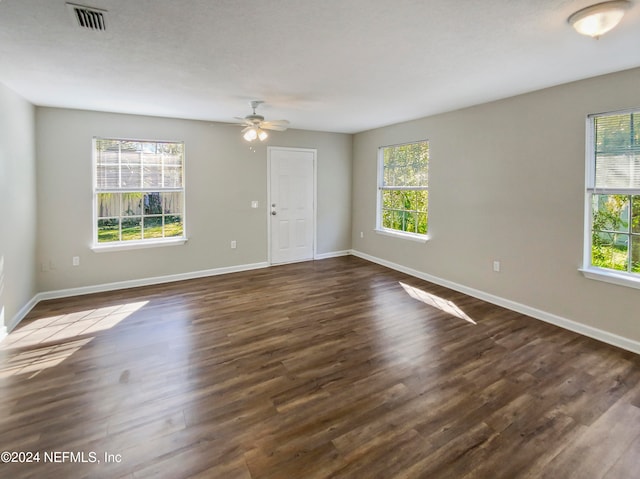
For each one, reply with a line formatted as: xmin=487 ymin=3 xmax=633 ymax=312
xmin=1 ymin=0 xmax=639 ymax=133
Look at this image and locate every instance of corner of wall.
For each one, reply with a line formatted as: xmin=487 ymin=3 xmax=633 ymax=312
xmin=0 ymin=82 xmax=38 ymax=341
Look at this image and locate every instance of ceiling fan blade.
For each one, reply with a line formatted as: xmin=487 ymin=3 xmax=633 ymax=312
xmin=261 ymin=120 xmax=290 ymax=131
xmin=241 ymin=126 xmax=254 ymax=133
xmin=264 ymin=119 xmax=289 ymax=126
xmin=234 ymin=116 xmax=253 ymax=124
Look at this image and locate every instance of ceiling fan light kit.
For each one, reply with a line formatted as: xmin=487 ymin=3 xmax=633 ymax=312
xmin=568 ymin=0 xmax=631 ymax=38
xmin=235 ymin=101 xmax=289 ymax=142
xmin=242 ymin=127 xmax=268 ymax=142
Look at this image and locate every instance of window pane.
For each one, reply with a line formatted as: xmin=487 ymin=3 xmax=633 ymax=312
xmin=143 ymin=154 xmax=162 ymax=188
xmin=141 ymin=142 xmax=157 ymax=154
xmin=96 ymin=164 xmax=120 ymax=189
xmin=596 ymin=114 xmax=639 ymax=151
xmin=159 ymin=142 xmax=184 ymax=162
xmin=592 ymin=195 xmax=629 ymax=233
xmin=165 ymin=215 xmax=183 ymax=237
xmin=164 ymin=166 xmax=183 ymax=188
xmin=415 ymin=190 xmax=429 ymax=213
xmin=383 ymin=210 xmax=397 ymax=230
xmin=592 ymin=232 xmax=628 ymax=271
xmin=393 ymin=210 xmax=404 ymax=231
xmin=383 ymin=141 xmax=429 ymax=187
xmin=595 ymin=154 xmax=640 ymax=189
xmin=382 ymin=190 xmax=400 ymax=210
xmin=97 ymin=218 xmax=119 ymax=243
xmin=400 ymin=191 xmax=415 ymax=212
xmin=121 ymin=193 xmax=143 ymax=216
xmin=417 ymin=212 xmax=428 ymax=234
xmin=121 ymin=152 xmax=141 ymax=188
xmin=144 ymin=192 xmax=162 ymax=215
xmin=121 ymin=141 xmax=141 ymax=151
xmin=97 ymin=193 xmax=119 ymax=218
xmin=162 ymin=192 xmax=183 ymax=214
xmin=404 ymin=211 xmax=417 ymax=233
xmin=382 ymin=209 xmax=392 ymax=229
xmin=384 ymin=210 xmax=415 ymax=232
xmin=121 ymin=217 xmax=142 ymax=241
xmin=382 ymin=189 xmax=429 ymax=235
xmin=595 ymin=113 xmax=640 ymax=189
xmin=632 ymin=235 xmax=640 ymax=273
xmin=163 ymin=157 xmax=183 ymax=169
xmin=632 ymin=195 xmax=640 ymax=234
xmin=95 ymin=138 xmax=120 ymax=153
xmin=143 ymin=216 xmax=163 ymax=239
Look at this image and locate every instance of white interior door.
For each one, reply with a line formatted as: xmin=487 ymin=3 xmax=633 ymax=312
xmin=268 ymin=147 xmax=316 ymax=264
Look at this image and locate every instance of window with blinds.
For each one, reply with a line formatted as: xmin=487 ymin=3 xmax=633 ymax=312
xmin=377 ymin=141 xmax=429 ymax=236
xmin=93 ymin=138 xmax=185 ymax=245
xmin=587 ymin=110 xmax=640 ymax=275
xmin=593 ymin=112 xmax=640 ymax=190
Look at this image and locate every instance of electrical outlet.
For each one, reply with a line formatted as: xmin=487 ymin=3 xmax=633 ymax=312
xmin=493 ymin=260 xmax=500 ymax=272
xmin=360 ymin=231 xmax=364 ymax=238
xmin=231 ymin=240 xmax=237 ymax=249
xmin=251 ymin=201 xmax=259 ymax=208
xmin=73 ymin=256 xmax=80 ymax=266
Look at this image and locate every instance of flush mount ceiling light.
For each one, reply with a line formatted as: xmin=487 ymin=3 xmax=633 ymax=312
xmin=568 ymin=0 xmax=631 ymax=38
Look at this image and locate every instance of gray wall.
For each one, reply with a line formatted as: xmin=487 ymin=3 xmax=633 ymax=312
xmin=0 ymin=83 xmax=37 ymax=334
xmin=35 ymin=108 xmax=352 ymax=292
xmin=352 ymin=67 xmax=640 ymax=344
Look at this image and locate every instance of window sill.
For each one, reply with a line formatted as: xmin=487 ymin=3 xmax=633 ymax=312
xmin=579 ymin=267 xmax=640 ymax=290
xmin=374 ymin=228 xmax=429 ymax=243
xmin=92 ymin=238 xmax=188 ymax=253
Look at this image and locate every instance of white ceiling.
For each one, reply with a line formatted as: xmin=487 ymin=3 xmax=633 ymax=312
xmin=1 ymin=0 xmax=639 ymax=133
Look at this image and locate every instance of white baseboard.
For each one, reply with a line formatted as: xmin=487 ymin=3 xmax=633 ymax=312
xmin=314 ymin=250 xmax=351 ymax=260
xmin=5 ymin=295 xmax=40 ymax=335
xmin=37 ymin=261 xmax=271 ymax=301
xmin=350 ymin=249 xmax=640 ymax=355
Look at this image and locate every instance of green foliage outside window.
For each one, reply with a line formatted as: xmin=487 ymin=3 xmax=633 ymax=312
xmin=591 ymin=195 xmax=640 ymax=273
xmin=589 ymin=111 xmax=640 ymax=274
xmin=380 ymin=141 xmax=429 ymax=235
xmin=96 ymin=192 xmax=184 ymax=243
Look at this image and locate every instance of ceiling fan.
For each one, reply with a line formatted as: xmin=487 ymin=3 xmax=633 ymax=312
xmin=235 ymin=100 xmax=289 ymax=142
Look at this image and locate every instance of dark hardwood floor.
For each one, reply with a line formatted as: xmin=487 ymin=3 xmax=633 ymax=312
xmin=1 ymin=256 xmax=639 ymax=478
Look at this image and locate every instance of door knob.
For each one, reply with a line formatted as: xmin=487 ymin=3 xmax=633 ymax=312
xmin=271 ymin=211 xmax=277 ymax=215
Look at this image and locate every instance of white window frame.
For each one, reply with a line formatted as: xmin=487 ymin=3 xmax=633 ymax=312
xmin=91 ymin=137 xmax=187 ymax=252
xmin=580 ymin=108 xmax=640 ymax=289
xmin=375 ymin=140 xmax=429 ymax=243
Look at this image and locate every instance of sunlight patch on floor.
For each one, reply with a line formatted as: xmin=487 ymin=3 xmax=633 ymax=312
xmin=1 ymin=338 xmax=93 ymax=379
xmin=0 ymin=301 xmax=148 ymax=378
xmin=399 ymin=282 xmax=476 ymax=325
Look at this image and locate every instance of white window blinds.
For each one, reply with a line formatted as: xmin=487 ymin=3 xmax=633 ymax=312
xmin=95 ymin=139 xmax=184 ymax=191
xmin=593 ymin=112 xmax=640 ymax=190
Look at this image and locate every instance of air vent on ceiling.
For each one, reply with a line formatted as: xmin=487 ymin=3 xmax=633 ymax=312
xmin=66 ymin=3 xmax=107 ymax=31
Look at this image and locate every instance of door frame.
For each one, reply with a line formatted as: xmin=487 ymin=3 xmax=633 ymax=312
xmin=267 ymin=146 xmax=317 ymax=265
